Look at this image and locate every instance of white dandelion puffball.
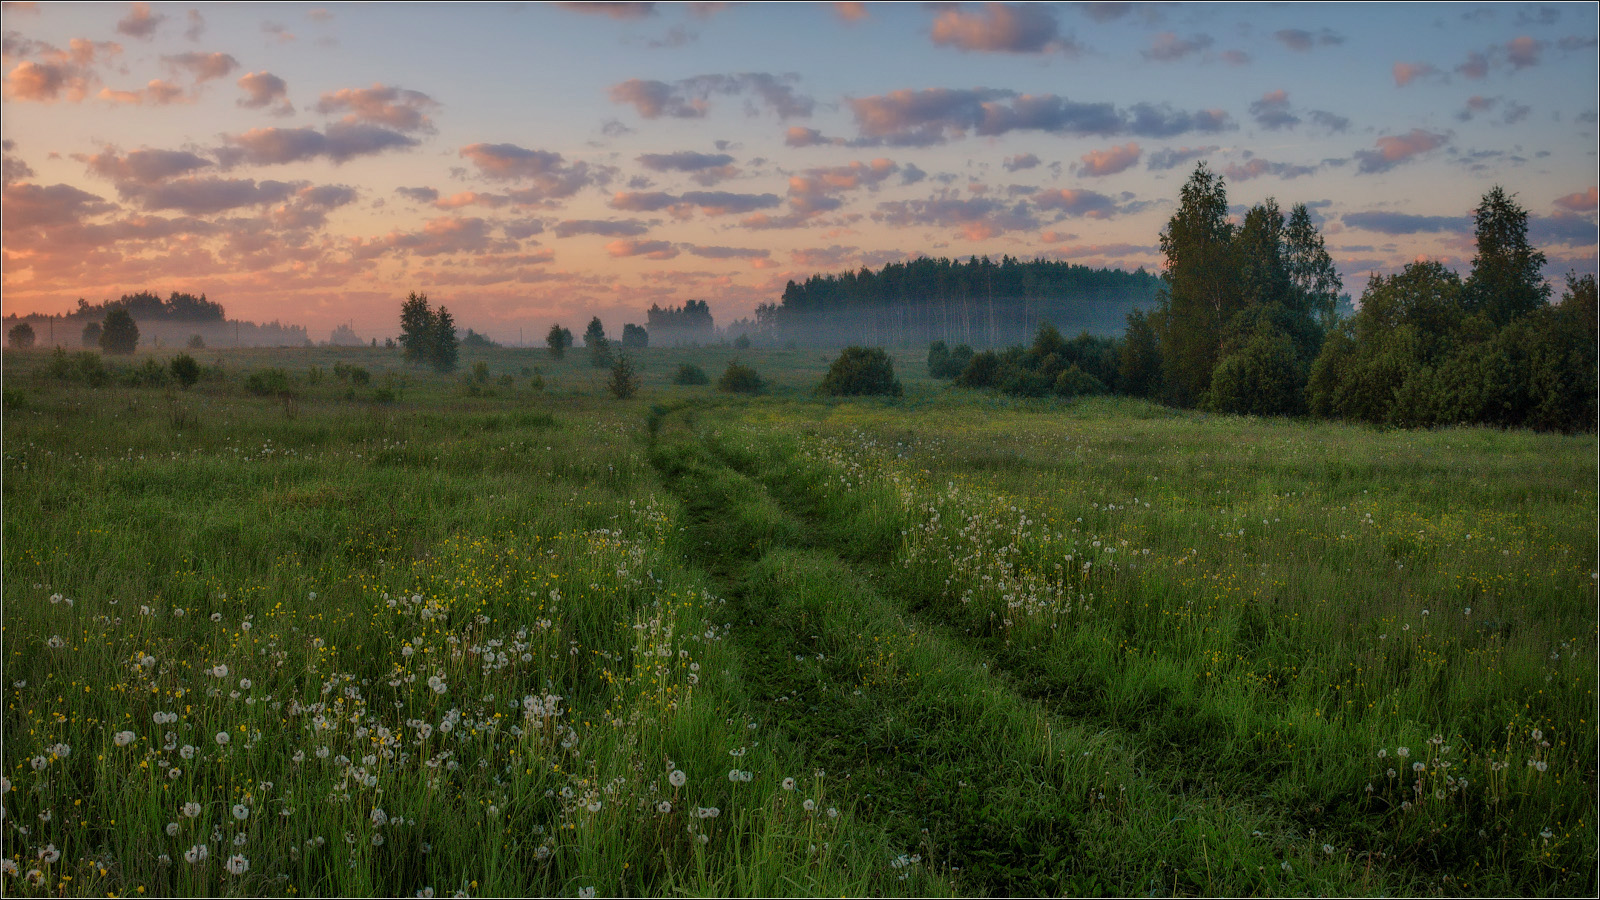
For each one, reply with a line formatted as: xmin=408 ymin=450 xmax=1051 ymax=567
xmin=232 ymin=804 xmax=249 ymax=821
xmin=669 ymin=769 xmax=687 ymax=788
xmin=781 ymin=777 xmax=796 ymax=791
xmin=226 ymin=854 xmax=249 ymax=875
xmin=114 ymin=731 xmax=136 ymax=746
xmin=216 ymin=732 xmax=231 ymax=746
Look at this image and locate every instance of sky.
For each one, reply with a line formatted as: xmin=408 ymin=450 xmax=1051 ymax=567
xmin=2 ymin=1 xmax=1596 ymax=343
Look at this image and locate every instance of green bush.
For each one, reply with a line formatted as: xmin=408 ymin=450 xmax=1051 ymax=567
xmin=1205 ymin=324 xmax=1303 ymax=417
xmin=170 ymin=353 xmax=201 ymax=389
xmin=817 ymin=347 xmax=902 ymax=397
xmin=245 ymin=367 xmax=294 ymax=396
xmin=955 ymin=350 xmax=1001 ymax=389
xmin=608 ymin=352 xmax=641 ymax=400
xmin=8 ymin=320 xmax=36 ymax=349
xmin=99 ymin=308 xmax=139 ymax=355
xmin=127 ymin=358 xmax=170 ymax=388
xmin=672 ymin=363 xmax=709 ymax=386
xmin=927 ymin=341 xmax=974 ymax=378
xmin=717 ymin=361 xmax=762 ymax=394
xmin=998 ymin=365 xmax=1052 ymax=398
xmin=1053 ymin=364 xmax=1107 ymax=398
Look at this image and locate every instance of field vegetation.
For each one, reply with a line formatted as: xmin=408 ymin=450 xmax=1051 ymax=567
xmin=3 ymin=341 xmax=1594 ymax=897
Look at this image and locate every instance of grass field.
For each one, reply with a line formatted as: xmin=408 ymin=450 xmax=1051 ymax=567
xmin=3 ymin=343 xmax=1594 ymax=897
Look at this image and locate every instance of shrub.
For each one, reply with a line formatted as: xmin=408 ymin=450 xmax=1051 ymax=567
xmin=187 ymin=334 xmax=205 ymax=350
xmin=127 ymin=357 xmax=169 ymax=388
xmin=998 ymin=366 xmax=1052 ymax=398
xmin=622 ymin=323 xmax=648 ymax=349
xmin=82 ymin=321 xmax=101 ymax=348
xmin=733 ymin=334 xmax=752 ymax=350
xmin=473 ymin=361 xmax=490 ymax=384
xmin=927 ymin=341 xmax=975 ymax=378
xmin=1205 ymin=324 xmax=1303 ymax=417
xmin=955 ymin=350 xmax=1002 ymax=388
xmin=51 ymin=349 xmax=109 ymax=386
xmin=672 ymin=363 xmax=709 ymax=386
xmin=100 ymin=308 xmax=139 ymax=355
xmin=608 ymin=352 xmax=641 ymax=400
xmin=818 ymin=347 xmax=902 ymax=397
xmin=170 ymin=353 xmax=201 ymax=389
xmin=245 ymin=367 xmax=294 ymax=396
xmin=717 ymin=361 xmax=762 ymax=394
xmin=8 ymin=321 xmax=36 ymax=349
xmin=1053 ymin=364 xmax=1107 ymax=398
xmin=546 ymin=324 xmax=573 ymax=359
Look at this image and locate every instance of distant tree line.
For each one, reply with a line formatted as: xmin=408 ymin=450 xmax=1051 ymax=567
xmin=70 ymin=291 xmax=227 ymax=323
xmin=646 ymin=300 xmax=714 ymax=346
xmin=937 ymin=165 xmax=1595 ymax=434
xmin=753 ymin=256 xmax=1164 ymax=347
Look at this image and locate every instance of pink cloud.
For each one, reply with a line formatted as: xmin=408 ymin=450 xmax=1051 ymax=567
xmin=1355 ymin=129 xmax=1449 ymax=174
xmin=1506 ymin=35 xmax=1544 ymax=69
xmin=1554 ymin=187 xmax=1598 ymax=212
xmin=1392 ymin=62 xmax=1439 ymax=87
xmin=834 ymin=2 xmax=867 ymax=22
xmin=930 ymin=3 xmax=1071 ymax=55
xmin=237 ymin=71 xmax=292 ymax=113
xmin=1 ymin=182 xmax=115 ymax=229
xmin=557 ymin=1 xmax=656 ymax=18
xmin=164 ymin=51 xmax=238 ymax=82
xmin=98 ymin=79 xmax=187 ymax=106
xmin=116 ymin=3 xmax=166 ymax=40
xmin=434 ymin=191 xmax=508 ymax=210
xmin=1143 ymin=32 xmax=1213 ymax=62
xmin=606 ymin=238 xmax=678 ymax=259
xmin=1078 ymin=142 xmax=1140 ymax=177
xmin=315 ymin=83 xmax=438 ymax=132
xmin=1033 ymin=188 xmax=1117 ymax=218
xmin=84 ymin=148 xmax=213 ymax=184
xmin=222 ymin=123 xmax=417 ymax=166
xmin=459 ymin=144 xmax=605 ymax=202
xmin=1456 ymin=50 xmax=1489 ymax=79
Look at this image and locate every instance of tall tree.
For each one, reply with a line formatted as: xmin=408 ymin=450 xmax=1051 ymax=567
xmin=432 ymin=305 xmax=459 ymax=373
xmin=1465 ymin=186 xmax=1549 ymax=327
xmin=100 ymin=307 xmax=139 ymax=354
xmin=546 ymin=323 xmax=572 ymax=359
xmin=583 ymin=316 xmax=611 ymax=368
xmin=399 ymin=292 xmax=435 ymax=366
xmin=1157 ymin=163 xmax=1237 ymax=406
xmin=1284 ymin=203 xmax=1342 ymax=332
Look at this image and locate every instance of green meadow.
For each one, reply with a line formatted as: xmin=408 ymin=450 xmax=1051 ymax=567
xmin=3 ymin=343 xmax=1594 ymax=897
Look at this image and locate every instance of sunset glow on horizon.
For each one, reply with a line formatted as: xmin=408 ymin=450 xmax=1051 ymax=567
xmin=3 ymin=1 xmax=1596 ymax=343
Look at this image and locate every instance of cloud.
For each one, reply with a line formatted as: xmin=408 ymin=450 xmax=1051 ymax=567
xmin=1146 ymin=145 xmax=1217 ymax=170
xmin=683 ymin=244 xmax=769 ymax=259
xmin=433 ymin=191 xmax=508 ymax=210
xmin=678 ymin=190 xmax=781 ymax=215
xmin=315 ymin=83 xmax=439 ymax=132
xmin=1075 ymin=3 xmax=1135 ymax=23
xmin=1554 ymin=187 xmax=1598 ymax=212
xmin=606 ymin=238 xmax=678 ymax=259
xmin=1506 ymin=35 xmax=1544 ymax=69
xmin=2 ymin=140 xmax=34 ymax=185
xmin=846 ymin=87 xmax=1232 ymax=145
xmin=83 ymin=148 xmax=213 ymax=184
xmin=1003 ymin=153 xmax=1040 ymax=172
xmin=261 ymin=21 xmax=295 ymax=43
xmin=459 ymin=143 xmax=605 ymax=200
xmin=1143 ymin=32 xmax=1213 ymax=62
xmin=185 ymin=9 xmax=205 ymax=41
xmin=396 ymin=186 xmax=439 ymax=204
xmin=0 ymin=182 xmax=115 ymax=229
xmin=98 ymin=79 xmax=187 ymax=105
xmin=1392 ymin=62 xmax=1440 ymax=87
xmin=362 ymin=216 xmax=503 ymax=258
xmin=1223 ymin=157 xmax=1317 ymax=181
xmin=609 ymin=73 xmax=813 ymax=120
xmin=1078 ymin=142 xmax=1140 ymax=176
xmin=221 ymin=123 xmax=419 ymax=167
xmin=237 ymin=71 xmax=292 ymax=114
xmin=609 ymin=190 xmax=679 ymax=212
xmin=1354 ymin=129 xmax=1450 ymax=174
xmin=116 ymin=3 xmax=166 ymax=39
xmin=553 ymin=219 xmax=651 ymax=238
xmin=1273 ymin=28 xmax=1344 ymax=51
xmin=4 ymin=59 xmax=91 ymax=103
xmin=1341 ymin=211 xmax=1470 ymax=234
xmin=785 ymin=126 xmax=841 ymax=148
xmin=790 ymin=158 xmax=900 ymax=213
xmin=877 ymin=195 xmax=1041 ymax=240
xmin=163 ymin=51 xmax=238 ymax=82
xmin=1032 ymin=187 xmax=1119 ymax=218
xmin=930 ymin=3 xmax=1077 ymax=55
xmin=117 ymin=177 xmax=301 ymax=216
xmin=1456 ymin=50 xmax=1489 ymax=79
xmin=557 ymin=1 xmax=656 ymax=18
xmin=834 ymin=2 xmax=868 ymax=22
xmin=1309 ymin=109 xmax=1350 ymax=132
xmin=1529 ymin=214 xmax=1599 ymax=246
xmin=1249 ymin=89 xmax=1300 ymax=129
xmin=636 ymin=150 xmax=737 ymax=185
xmin=1220 ymin=50 xmax=1250 ymax=66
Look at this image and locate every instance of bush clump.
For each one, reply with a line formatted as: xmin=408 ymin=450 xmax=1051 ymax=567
xmin=672 ymin=363 xmax=709 ymax=386
xmin=170 ymin=353 xmax=201 ymax=389
xmin=927 ymin=340 xmax=974 ymax=378
xmin=717 ymin=361 xmax=762 ymax=394
xmin=818 ymin=347 xmax=902 ymax=397
xmin=245 ymin=367 xmax=294 ymax=396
